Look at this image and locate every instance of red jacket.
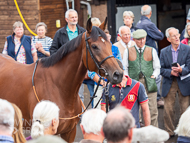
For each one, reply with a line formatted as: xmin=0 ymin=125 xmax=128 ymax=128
xmin=181 ymin=38 xmax=188 ymax=45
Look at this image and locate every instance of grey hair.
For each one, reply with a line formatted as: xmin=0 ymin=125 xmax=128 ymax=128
xmin=81 ymin=109 xmax=107 ymax=135
xmin=175 ymin=107 xmax=190 ymax=137
xmin=0 ymin=99 xmax=14 ymax=134
xmin=65 ymin=9 xmax=78 ymax=19
xmin=31 ymin=100 xmax=60 ymax=139
xmin=165 ymin=27 xmax=179 ymax=38
xmin=91 ymin=17 xmax=101 ymax=27
xmin=35 ymin=22 xmax=47 ymax=32
xmin=184 ymin=22 xmax=190 ymax=38
xmin=123 ymin=11 xmax=135 ymax=21
xmin=141 ymin=5 xmax=152 ymax=16
xmin=103 ymin=106 xmax=135 ymax=142
xmin=119 ymin=26 xmax=131 ymax=36
xmin=13 ymin=21 xmax=23 ymax=31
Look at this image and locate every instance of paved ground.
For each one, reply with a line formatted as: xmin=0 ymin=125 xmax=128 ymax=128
xmin=74 ymin=84 xmax=181 ymax=143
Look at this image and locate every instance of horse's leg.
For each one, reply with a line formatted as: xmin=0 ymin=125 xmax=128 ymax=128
xmin=60 ymin=124 xmax=77 ymax=143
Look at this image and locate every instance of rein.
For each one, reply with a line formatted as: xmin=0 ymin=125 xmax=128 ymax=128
xmin=32 ymin=60 xmax=86 ymax=120
xmin=32 ymin=32 xmax=111 ymax=120
xmin=32 ymin=60 xmax=108 ymax=120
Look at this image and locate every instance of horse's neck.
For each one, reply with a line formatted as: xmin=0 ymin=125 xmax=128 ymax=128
xmin=49 ymin=45 xmax=87 ymax=98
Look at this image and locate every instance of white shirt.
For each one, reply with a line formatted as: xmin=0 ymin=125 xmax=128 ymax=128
xmin=120 ymin=39 xmax=132 ymax=49
xmin=123 ymin=44 xmax=160 ymax=78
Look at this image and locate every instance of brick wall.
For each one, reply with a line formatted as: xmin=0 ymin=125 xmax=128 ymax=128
xmin=0 ymin=0 xmax=39 ymax=52
xmin=82 ymin=2 xmax=107 ymax=29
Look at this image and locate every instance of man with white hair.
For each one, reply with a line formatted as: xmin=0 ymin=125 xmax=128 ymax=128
xmin=136 ymin=5 xmax=164 ymax=52
xmin=103 ymin=106 xmax=135 ymax=143
xmin=114 ymin=26 xmax=135 ymax=59
xmin=50 ymin=9 xmax=85 ymax=54
xmin=0 ymin=99 xmax=15 ymax=143
xmin=50 ymin=9 xmax=86 ymax=103
xmin=160 ymin=27 xmax=190 ymax=137
xmin=80 ymin=109 xmax=107 ymax=143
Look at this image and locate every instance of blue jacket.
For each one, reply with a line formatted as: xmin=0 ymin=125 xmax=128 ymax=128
xmin=136 ymin=16 xmax=164 ymax=51
xmin=160 ymin=43 xmax=190 ymax=97
xmin=7 ymin=34 xmax=33 ymax=64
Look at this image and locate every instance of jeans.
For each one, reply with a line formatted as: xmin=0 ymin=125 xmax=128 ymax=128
xmin=79 ymin=84 xmax=84 ymax=103
xmin=156 ymin=75 xmax=162 ymax=100
xmin=83 ymin=79 xmax=94 ymax=108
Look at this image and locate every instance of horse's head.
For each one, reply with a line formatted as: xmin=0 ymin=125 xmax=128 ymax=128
xmin=82 ymin=17 xmax=123 ymax=84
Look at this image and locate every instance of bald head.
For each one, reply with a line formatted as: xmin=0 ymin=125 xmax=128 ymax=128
xmin=119 ymin=26 xmax=131 ymax=44
xmin=141 ymin=5 xmax=152 ymax=17
xmin=103 ymin=106 xmax=135 ymax=142
xmin=119 ymin=26 xmax=130 ymax=36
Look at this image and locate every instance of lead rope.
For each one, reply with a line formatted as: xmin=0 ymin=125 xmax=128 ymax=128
xmin=32 ymin=60 xmax=102 ymax=120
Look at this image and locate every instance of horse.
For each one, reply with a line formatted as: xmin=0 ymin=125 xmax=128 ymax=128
xmin=0 ymin=18 xmax=123 ymax=142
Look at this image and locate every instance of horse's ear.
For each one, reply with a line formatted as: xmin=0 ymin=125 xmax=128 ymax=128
xmin=99 ymin=17 xmax=107 ymax=31
xmin=86 ymin=17 xmax=92 ymax=33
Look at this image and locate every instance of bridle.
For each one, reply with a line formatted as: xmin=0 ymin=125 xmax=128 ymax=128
xmin=32 ymin=32 xmax=113 ymax=120
xmin=85 ymin=32 xmax=114 ymax=76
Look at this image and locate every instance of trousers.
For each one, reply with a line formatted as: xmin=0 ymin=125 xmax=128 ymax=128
xmin=94 ymin=85 xmax=103 ymax=109
xmin=139 ymin=77 xmax=158 ymax=127
xmin=164 ymin=78 xmax=189 ymax=135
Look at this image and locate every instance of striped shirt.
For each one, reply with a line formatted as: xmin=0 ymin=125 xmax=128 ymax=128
xmin=0 ymin=135 xmax=14 ymax=143
xmin=32 ymin=36 xmax=53 ymax=58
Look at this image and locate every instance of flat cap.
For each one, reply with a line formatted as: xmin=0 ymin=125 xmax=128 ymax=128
xmin=133 ymin=29 xmax=147 ymax=39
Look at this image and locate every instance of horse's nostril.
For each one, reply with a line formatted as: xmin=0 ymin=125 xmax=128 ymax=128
xmin=113 ymin=71 xmax=120 ymax=81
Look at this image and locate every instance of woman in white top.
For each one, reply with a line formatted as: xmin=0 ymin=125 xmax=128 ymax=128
xmin=32 ymin=22 xmax=53 ymax=58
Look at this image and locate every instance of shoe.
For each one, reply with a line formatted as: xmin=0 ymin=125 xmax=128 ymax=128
xmin=140 ymin=122 xmax=145 ymax=127
xmin=157 ymin=99 xmax=164 ymax=108
xmin=169 ymin=134 xmax=175 ymax=138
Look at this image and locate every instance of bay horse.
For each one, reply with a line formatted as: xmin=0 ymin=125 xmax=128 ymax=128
xmin=0 ymin=18 xmax=123 ymax=142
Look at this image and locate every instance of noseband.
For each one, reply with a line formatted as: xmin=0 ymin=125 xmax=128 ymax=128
xmin=85 ymin=32 xmax=114 ymax=76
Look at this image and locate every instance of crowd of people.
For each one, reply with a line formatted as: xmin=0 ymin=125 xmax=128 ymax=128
xmin=1 ymin=4 xmax=190 ymax=143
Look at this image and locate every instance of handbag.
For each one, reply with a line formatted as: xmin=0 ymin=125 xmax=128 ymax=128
xmin=144 ymin=76 xmax=157 ymax=93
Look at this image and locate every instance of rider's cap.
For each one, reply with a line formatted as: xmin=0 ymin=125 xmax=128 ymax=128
xmin=133 ymin=29 xmax=147 ymax=39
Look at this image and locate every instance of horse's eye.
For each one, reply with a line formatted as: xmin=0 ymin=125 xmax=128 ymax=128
xmin=91 ymin=45 xmax=98 ymax=50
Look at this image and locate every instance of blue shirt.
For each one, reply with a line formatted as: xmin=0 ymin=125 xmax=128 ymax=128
xmin=0 ymin=135 xmax=14 ymax=143
xmin=66 ymin=26 xmax=78 ymax=40
xmin=101 ymin=77 xmax=148 ymax=127
xmin=111 ymin=44 xmax=122 ymax=62
xmin=171 ymin=43 xmax=180 ymax=63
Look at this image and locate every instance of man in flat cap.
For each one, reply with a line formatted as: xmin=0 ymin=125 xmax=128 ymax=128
xmin=123 ymin=29 xmax=161 ymax=127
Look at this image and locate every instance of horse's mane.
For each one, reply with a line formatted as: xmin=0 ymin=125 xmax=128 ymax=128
xmin=41 ymin=26 xmax=107 ymax=67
